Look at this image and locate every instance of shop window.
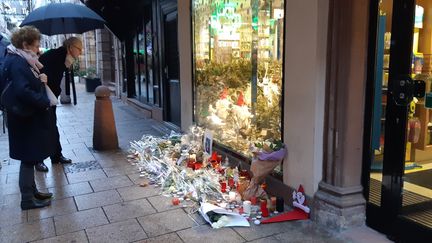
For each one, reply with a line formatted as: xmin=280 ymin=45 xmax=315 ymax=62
xmin=138 ymin=26 xmax=148 ymax=102
xmin=134 ymin=34 xmax=141 ymax=98
xmin=145 ymin=20 xmax=155 ymax=104
xmin=192 ymin=0 xmax=285 ymax=157
xmin=134 ymin=17 xmax=162 ymax=107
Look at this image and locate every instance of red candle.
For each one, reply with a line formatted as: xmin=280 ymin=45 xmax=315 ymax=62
xmin=210 ymin=160 xmax=219 ymax=168
xmin=217 ymin=155 xmax=222 ymax=163
xmin=210 ymin=152 xmax=218 ymax=162
xmin=172 ymin=197 xmax=180 ymax=205
xmin=228 ymin=178 xmax=235 ymax=188
xmin=238 ymin=207 xmax=244 ymax=214
xmin=220 ymin=181 xmax=227 ymax=193
xmin=193 ymin=162 xmax=202 ymax=170
xmin=260 ymin=199 xmax=269 ymax=217
xmin=187 ymin=158 xmax=196 ymax=170
xmin=187 ymin=162 xmax=194 ymax=170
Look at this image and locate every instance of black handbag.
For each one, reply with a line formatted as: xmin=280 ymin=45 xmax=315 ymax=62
xmin=0 ymin=61 xmax=36 ymax=117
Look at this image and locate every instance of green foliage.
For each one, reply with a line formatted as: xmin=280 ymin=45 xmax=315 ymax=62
xmin=255 ymin=139 xmax=284 ymax=152
xmin=195 ymin=59 xmax=252 ymax=89
xmin=72 ymin=60 xmax=84 ymax=77
xmin=84 ymin=67 xmax=99 ymax=79
xmin=72 ymin=59 xmax=80 ymax=72
xmin=76 ymin=70 xmax=87 ymax=77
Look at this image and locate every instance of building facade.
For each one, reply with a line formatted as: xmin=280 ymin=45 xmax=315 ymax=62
xmin=85 ymin=0 xmax=432 ymax=241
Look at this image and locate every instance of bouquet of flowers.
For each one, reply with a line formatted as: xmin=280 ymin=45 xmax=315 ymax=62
xmin=242 ymin=139 xmax=287 ymax=200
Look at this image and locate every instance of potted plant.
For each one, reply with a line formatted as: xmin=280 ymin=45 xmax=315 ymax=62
xmin=72 ymin=60 xmax=81 ymax=83
xmin=84 ymin=67 xmax=101 ymax=92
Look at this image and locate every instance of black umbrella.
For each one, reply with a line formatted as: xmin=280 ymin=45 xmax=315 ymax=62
xmin=0 ymin=33 xmax=10 ymax=46
xmin=20 ymin=3 xmax=105 ymax=36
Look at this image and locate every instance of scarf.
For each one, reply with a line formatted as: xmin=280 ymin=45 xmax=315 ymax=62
xmin=7 ymin=44 xmax=44 ymax=78
xmin=6 ymin=44 xmax=57 ymax=106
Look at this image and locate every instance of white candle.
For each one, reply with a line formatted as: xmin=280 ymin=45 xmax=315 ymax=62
xmin=229 ymin=191 xmax=236 ymax=201
xmin=243 ymin=200 xmax=251 ymax=215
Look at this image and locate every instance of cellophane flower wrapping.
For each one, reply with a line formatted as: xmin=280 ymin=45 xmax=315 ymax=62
xmin=242 ymin=141 xmax=287 ymax=200
xmin=129 ymin=126 xmax=223 ymax=205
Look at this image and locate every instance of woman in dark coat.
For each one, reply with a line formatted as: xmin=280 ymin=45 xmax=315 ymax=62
xmin=4 ymin=26 xmax=55 ymax=210
xmin=34 ymin=37 xmax=82 ymax=172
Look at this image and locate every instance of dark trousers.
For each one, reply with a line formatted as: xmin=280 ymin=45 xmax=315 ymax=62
xmin=50 ymin=105 xmax=62 ymax=160
xmin=19 ymin=162 xmax=37 ymax=201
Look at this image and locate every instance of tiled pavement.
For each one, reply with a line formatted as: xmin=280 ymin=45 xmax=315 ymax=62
xmin=0 ymin=83 xmax=391 ymax=243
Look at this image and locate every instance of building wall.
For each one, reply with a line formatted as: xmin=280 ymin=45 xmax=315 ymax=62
xmin=96 ymin=28 xmax=115 ymax=84
xmin=178 ymin=1 xmax=194 ymax=131
xmin=283 ymin=0 xmax=329 ymax=195
xmin=83 ymin=31 xmax=97 ymax=70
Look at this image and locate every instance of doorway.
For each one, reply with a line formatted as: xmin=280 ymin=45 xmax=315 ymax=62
xmin=364 ymin=0 xmax=431 ymax=241
xmin=162 ymin=2 xmax=181 ymax=127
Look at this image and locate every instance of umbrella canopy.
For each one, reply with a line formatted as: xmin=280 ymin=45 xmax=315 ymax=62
xmin=0 ymin=33 xmax=10 ymax=57
xmin=20 ymin=3 xmax=106 ymax=35
xmin=0 ymin=33 xmax=10 ymax=46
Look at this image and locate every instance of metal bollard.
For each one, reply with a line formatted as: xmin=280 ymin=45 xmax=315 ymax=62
xmin=93 ymin=85 xmax=118 ymax=150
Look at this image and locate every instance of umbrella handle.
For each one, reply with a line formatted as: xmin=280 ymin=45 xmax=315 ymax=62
xmin=71 ymin=72 xmax=77 ymax=105
xmin=65 ymin=70 xmax=71 ymax=95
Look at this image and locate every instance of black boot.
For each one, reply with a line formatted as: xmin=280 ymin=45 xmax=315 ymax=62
xmin=51 ymin=155 xmax=72 ymax=164
xmin=35 ymin=162 xmax=48 ymax=172
xmin=34 ymin=191 xmax=53 ymax=200
xmin=21 ymin=198 xmax=51 ymax=210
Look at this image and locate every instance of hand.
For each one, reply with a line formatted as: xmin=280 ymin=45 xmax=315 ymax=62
xmin=39 ymin=73 xmax=48 ymax=83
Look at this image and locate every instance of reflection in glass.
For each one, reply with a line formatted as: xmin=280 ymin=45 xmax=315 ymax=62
xmin=402 ymin=3 xmax=432 ymax=223
xmin=192 ymin=0 xmax=284 ymax=157
xmin=138 ymin=29 xmax=147 ymax=102
xmin=134 ymin=34 xmax=140 ymax=98
xmin=146 ymin=21 xmax=154 ymax=104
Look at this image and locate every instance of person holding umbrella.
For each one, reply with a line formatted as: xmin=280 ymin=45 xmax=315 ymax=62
xmin=34 ymin=37 xmax=82 ymax=172
xmin=19 ymin=2 xmax=105 ymax=171
xmin=2 ymin=26 xmax=54 ymax=209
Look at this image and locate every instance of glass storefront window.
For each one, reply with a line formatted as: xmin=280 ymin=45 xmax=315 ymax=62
xmin=146 ymin=21 xmax=154 ymax=104
xmin=192 ymin=0 xmax=285 ymax=156
xmin=134 ymin=34 xmax=140 ymax=98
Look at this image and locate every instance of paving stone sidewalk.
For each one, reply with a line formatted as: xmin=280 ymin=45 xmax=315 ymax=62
xmin=0 ymin=83 xmax=391 ymax=243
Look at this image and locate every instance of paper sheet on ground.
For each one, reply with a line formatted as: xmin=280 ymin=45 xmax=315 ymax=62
xmin=199 ymin=202 xmax=250 ymax=228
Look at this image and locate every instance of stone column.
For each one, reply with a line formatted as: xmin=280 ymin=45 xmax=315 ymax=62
xmin=96 ymin=29 xmax=115 ymax=85
xmin=178 ymin=1 xmax=193 ymax=130
xmin=313 ymin=0 xmax=370 ymax=230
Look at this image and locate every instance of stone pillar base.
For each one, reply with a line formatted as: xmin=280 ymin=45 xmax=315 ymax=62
xmin=313 ymin=181 xmax=366 ymax=231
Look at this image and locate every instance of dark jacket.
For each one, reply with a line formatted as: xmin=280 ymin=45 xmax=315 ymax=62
xmin=5 ymin=54 xmax=55 ymax=163
xmin=39 ymin=47 xmax=67 ymax=97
